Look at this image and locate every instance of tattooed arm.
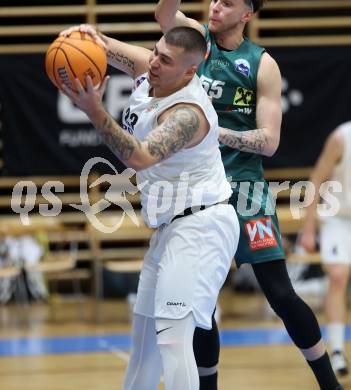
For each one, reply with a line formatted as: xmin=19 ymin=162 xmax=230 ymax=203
xmin=219 ymin=53 xmax=282 ymax=157
xmin=219 ymin=127 xmax=269 ymax=155
xmin=60 ymin=24 xmax=150 ymax=78
xmin=91 ymin=104 xmax=203 ymax=171
xmin=104 ymin=36 xmax=151 ymax=78
xmin=63 ymin=76 xmax=205 ymax=170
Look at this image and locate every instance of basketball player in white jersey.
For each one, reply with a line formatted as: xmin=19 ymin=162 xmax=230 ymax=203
xmin=301 ymin=122 xmax=351 ymax=376
xmin=60 ymin=26 xmax=239 ymax=390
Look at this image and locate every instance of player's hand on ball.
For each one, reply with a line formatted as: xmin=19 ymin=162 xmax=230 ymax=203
xmin=61 ymin=75 xmax=110 ymax=116
xmin=59 ymin=24 xmax=106 ymax=50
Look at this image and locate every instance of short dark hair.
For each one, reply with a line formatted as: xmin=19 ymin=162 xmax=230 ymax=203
xmin=164 ymin=26 xmax=207 ymax=59
xmin=244 ymin=0 xmax=266 ymax=13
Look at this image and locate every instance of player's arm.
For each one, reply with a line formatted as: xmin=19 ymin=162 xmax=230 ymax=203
xmin=91 ymin=103 xmax=205 ymax=171
xmin=155 ymin=0 xmax=205 ymax=35
xmin=104 ymin=36 xmax=151 ymax=79
xmin=62 ymin=77 xmax=206 ymax=171
xmin=300 ymin=129 xmax=344 ymax=252
xmin=60 ymin=24 xmax=150 ymax=79
xmin=219 ymin=53 xmax=282 ymax=157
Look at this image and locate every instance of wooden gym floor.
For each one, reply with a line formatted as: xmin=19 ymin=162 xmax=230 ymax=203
xmin=0 ymin=287 xmax=350 ymax=390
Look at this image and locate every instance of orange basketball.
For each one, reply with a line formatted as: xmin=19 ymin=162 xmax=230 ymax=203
xmin=45 ymin=31 xmax=107 ymax=92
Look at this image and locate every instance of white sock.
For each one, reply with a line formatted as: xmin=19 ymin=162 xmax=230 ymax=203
xmin=156 ymin=313 xmax=199 ymax=390
xmin=123 ymin=314 xmax=162 ymax=390
xmin=300 ymin=339 xmax=326 ymax=361
xmin=327 ymin=322 xmax=345 ymax=352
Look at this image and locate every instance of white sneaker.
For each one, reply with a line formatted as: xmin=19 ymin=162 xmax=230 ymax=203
xmin=331 ymin=351 xmax=349 ymax=376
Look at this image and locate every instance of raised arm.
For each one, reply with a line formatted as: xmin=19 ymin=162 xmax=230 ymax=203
xmin=300 ymin=129 xmax=344 ymax=252
xmin=155 ymin=0 xmax=205 ymax=35
xmin=219 ymin=53 xmax=282 ymax=157
xmin=60 ymin=24 xmax=151 ymax=79
xmin=104 ymin=36 xmax=151 ymax=79
xmin=62 ymin=77 xmax=207 ymax=171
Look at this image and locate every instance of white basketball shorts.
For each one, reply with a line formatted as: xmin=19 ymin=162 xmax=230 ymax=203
xmin=134 ymin=203 xmax=239 ymax=330
xmin=320 ymin=217 xmax=351 ymax=264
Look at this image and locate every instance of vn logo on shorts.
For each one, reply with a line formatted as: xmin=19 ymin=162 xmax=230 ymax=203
xmin=244 ymin=217 xmax=278 ymax=251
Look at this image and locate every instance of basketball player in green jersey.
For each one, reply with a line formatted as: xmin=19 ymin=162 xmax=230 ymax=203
xmin=155 ymin=1 xmax=342 ymax=389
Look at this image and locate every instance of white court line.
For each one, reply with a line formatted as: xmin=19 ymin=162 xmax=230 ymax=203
xmin=111 ymin=348 xmax=130 ymax=363
xmin=98 ymin=339 xmax=130 ymax=363
xmin=99 ymin=339 xmax=164 ymax=383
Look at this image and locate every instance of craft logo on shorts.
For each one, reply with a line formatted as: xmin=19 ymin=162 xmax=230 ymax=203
xmin=244 ymin=217 xmax=278 ymax=251
xmin=167 ymin=301 xmax=187 ymax=307
xmin=234 ymin=59 xmax=250 ymax=77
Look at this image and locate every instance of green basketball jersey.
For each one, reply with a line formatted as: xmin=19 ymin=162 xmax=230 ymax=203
xmin=197 ymin=25 xmax=266 ymax=181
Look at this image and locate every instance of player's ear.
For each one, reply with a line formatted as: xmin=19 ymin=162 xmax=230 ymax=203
xmin=184 ymin=65 xmax=197 ymax=79
xmin=241 ymin=10 xmax=254 ymax=23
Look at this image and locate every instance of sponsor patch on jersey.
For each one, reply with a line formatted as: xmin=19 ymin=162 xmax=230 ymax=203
xmin=209 ymin=59 xmax=230 ymax=71
xmin=233 ymin=87 xmax=254 ymax=107
xmin=244 ymin=217 xmax=278 ymax=251
xmin=147 ymin=102 xmax=159 ymax=112
xmin=234 ymin=59 xmax=251 ymax=77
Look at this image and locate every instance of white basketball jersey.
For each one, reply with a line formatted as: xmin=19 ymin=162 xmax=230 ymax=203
xmin=122 ymin=73 xmax=232 ymax=227
xmin=328 ymin=122 xmax=351 ymax=218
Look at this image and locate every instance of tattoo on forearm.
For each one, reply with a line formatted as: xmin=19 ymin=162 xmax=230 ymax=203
xmin=107 ymin=50 xmax=135 ymax=71
xmin=95 ymin=114 xmax=141 ymax=161
xmin=146 ymin=107 xmax=200 ymax=161
xmin=220 ymin=128 xmax=268 ymax=154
